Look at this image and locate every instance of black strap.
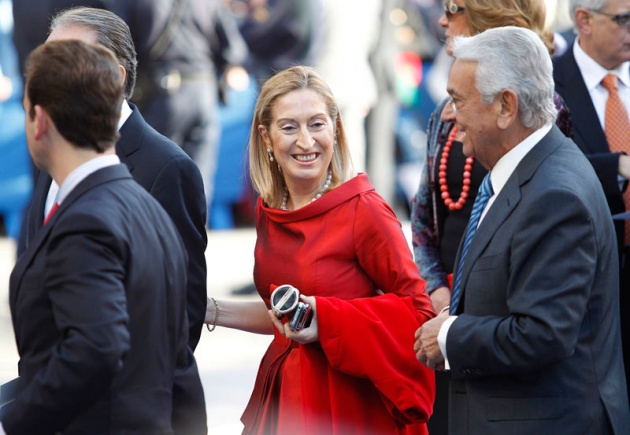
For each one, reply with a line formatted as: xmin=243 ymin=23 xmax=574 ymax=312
xmin=148 ymin=0 xmax=187 ymax=60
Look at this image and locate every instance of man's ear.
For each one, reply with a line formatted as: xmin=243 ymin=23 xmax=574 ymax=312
xmin=119 ymin=64 xmax=127 ymax=89
xmin=575 ymin=8 xmax=592 ymax=36
xmin=33 ymin=105 xmax=49 ymax=141
xmin=497 ymin=89 xmax=518 ymax=130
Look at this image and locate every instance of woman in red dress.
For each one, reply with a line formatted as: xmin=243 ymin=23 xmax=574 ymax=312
xmin=205 ymin=65 xmax=436 ymax=434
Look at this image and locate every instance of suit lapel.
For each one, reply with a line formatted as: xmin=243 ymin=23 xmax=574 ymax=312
xmin=553 ymin=50 xmax=608 ymax=153
xmin=455 ymin=127 xmax=565 ymax=303
xmin=25 ymin=170 xmax=53 ymax=247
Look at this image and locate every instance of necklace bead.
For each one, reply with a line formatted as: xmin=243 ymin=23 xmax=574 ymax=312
xmin=439 ymin=127 xmax=475 ymax=211
xmin=280 ymin=170 xmax=332 ymax=210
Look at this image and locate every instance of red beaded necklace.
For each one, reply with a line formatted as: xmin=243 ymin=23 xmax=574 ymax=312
xmin=439 ymin=127 xmax=475 ymax=211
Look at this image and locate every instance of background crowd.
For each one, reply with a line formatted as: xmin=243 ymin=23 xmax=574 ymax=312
xmin=0 ymin=0 xmax=580 ymax=237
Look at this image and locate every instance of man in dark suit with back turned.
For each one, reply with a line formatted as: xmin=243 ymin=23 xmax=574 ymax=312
xmin=552 ymin=0 xmax=630 ymax=401
xmin=22 ymin=7 xmax=208 ymax=433
xmin=414 ymin=26 xmax=630 ymax=434
xmin=1 ymin=39 xmax=190 ymax=434
xmin=25 ymin=6 xmax=209 ymax=353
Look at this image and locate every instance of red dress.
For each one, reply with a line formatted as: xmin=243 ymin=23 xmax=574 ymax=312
xmin=241 ymin=174 xmax=436 ymax=434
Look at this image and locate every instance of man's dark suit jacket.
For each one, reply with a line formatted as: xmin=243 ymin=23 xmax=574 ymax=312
xmin=24 ymin=104 xmax=208 ymax=351
xmin=446 ymin=126 xmax=630 ymax=434
xmin=5 ymin=164 xmax=194 ymax=434
xmin=552 ymin=48 xmax=629 ymax=250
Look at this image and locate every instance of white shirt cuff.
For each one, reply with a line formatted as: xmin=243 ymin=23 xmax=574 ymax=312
xmin=438 ymin=315 xmax=457 ymax=371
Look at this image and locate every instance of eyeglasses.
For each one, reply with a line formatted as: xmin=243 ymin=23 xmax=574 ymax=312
xmin=588 ymin=9 xmax=630 ymax=27
xmin=444 ymin=1 xmax=466 ymax=20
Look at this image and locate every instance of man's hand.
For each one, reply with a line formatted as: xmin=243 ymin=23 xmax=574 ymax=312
xmin=414 ymin=313 xmax=450 ymax=371
xmin=618 ymin=154 xmax=630 ymax=180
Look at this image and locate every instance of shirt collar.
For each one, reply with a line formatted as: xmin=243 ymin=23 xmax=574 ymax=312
xmin=490 ymin=124 xmax=553 ymax=196
xmin=118 ymin=99 xmax=132 ymax=130
xmin=56 ymin=154 xmax=121 ymax=205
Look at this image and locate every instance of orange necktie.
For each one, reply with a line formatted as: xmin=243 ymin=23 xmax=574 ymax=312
xmin=602 ymin=74 xmax=630 ymax=243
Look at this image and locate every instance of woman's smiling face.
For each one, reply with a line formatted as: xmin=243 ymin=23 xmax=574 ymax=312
xmin=259 ymin=88 xmax=335 ymax=194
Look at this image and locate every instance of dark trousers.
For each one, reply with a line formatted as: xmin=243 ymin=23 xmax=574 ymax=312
xmin=141 ymin=78 xmax=220 ymax=207
xmin=620 ymin=246 xmax=630 ymax=407
xmin=427 ymin=371 xmax=449 ymax=434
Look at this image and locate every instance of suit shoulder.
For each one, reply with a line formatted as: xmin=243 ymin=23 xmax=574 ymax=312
xmin=118 ymin=106 xmax=195 ymax=165
xmin=118 ymin=111 xmax=203 ymax=187
xmin=136 ymin=123 xmax=192 ymax=163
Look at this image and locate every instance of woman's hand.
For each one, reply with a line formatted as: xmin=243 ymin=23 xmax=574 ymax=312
xmin=268 ymin=295 xmax=319 ymax=344
xmin=430 ymin=286 xmax=451 ymax=314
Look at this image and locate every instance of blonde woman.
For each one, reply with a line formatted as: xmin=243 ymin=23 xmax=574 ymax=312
xmin=205 ymin=65 xmax=436 ymax=434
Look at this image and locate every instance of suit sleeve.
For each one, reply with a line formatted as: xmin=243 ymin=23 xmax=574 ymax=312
xmin=3 ymin=215 xmax=130 ymax=434
xmin=446 ymin=187 xmax=598 ymax=379
xmin=148 ymin=154 xmax=208 ymax=351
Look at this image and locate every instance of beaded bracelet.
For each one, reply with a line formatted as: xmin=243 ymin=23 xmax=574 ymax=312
xmin=206 ymin=297 xmax=219 ymax=332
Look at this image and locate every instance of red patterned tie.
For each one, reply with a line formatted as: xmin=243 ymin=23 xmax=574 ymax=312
xmin=44 ymin=202 xmax=59 ymax=225
xmin=601 ymin=74 xmax=630 ymax=243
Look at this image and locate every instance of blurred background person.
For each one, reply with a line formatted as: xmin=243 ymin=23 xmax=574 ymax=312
xmin=232 ymin=0 xmax=323 ymax=85
xmin=202 ymin=65 xmax=436 ymax=434
xmin=316 ymin=0 xmax=380 ymax=173
xmin=410 ymin=1 xmax=573 ymax=433
xmin=552 ymin=0 xmax=630 ymax=403
xmin=104 ymin=0 xmax=249 ymax=211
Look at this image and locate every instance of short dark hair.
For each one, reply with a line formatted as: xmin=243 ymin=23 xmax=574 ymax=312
xmin=25 ymin=40 xmax=123 ymax=152
xmin=50 ymin=7 xmax=138 ymax=99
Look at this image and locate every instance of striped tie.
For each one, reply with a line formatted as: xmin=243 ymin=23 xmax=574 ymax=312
xmin=450 ymin=173 xmax=493 ymax=314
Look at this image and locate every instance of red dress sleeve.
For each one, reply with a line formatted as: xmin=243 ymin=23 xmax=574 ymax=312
xmin=352 ymin=191 xmax=435 ymax=319
xmin=316 ymin=192 xmax=436 ymax=425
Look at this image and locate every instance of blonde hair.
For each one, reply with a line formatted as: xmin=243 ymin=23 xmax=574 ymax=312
xmin=249 ymin=65 xmax=354 ymax=208
xmin=464 ymin=0 xmax=556 ymax=55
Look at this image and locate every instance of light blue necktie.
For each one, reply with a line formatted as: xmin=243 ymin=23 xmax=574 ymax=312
xmin=450 ymin=173 xmax=494 ymax=314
